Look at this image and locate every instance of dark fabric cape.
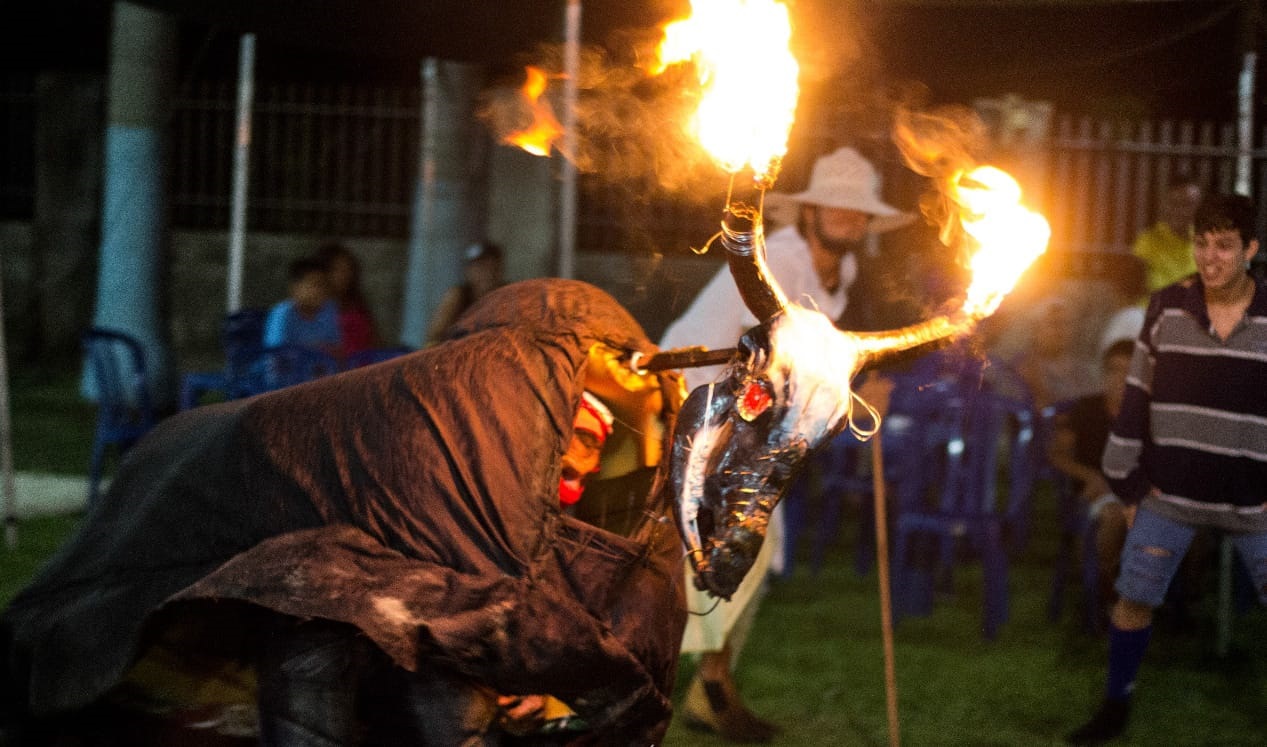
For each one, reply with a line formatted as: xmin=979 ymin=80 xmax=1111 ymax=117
xmin=2 ymin=279 xmax=687 ymax=744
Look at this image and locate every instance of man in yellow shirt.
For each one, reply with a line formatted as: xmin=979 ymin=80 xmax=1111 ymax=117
xmin=1131 ymin=176 xmax=1201 ymax=292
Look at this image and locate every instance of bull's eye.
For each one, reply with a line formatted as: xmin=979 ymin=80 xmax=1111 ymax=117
xmin=737 ymin=380 xmax=773 ymax=422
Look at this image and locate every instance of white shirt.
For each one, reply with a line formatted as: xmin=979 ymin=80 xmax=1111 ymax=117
xmin=659 ymin=224 xmax=857 ymax=391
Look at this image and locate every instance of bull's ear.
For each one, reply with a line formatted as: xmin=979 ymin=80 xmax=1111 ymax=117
xmin=736 ymin=379 xmax=773 ymax=422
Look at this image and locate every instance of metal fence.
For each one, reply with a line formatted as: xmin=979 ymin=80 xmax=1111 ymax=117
xmin=4 ymin=71 xmax=1267 ymax=253
xmin=1040 ymin=115 xmax=1267 ymax=255
xmin=170 ymin=80 xmax=421 ymax=237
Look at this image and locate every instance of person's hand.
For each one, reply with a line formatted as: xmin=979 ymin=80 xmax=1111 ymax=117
xmin=1079 ymin=474 xmax=1111 ymax=502
xmin=496 ymin=694 xmax=548 ymax=735
xmin=1123 ymin=504 xmax=1137 ymax=529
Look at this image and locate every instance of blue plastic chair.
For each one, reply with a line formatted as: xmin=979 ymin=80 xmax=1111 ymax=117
xmin=235 ymin=344 xmax=341 ymax=396
xmin=179 ymin=308 xmax=268 ymax=409
xmin=82 ymin=328 xmax=158 ymax=505
xmin=891 ymin=385 xmax=1037 ymax=640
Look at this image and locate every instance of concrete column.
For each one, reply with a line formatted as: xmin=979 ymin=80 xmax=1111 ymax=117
xmin=88 ymin=1 xmax=176 ymax=404
xmin=486 ymin=146 xmax=555 ymax=282
xmin=399 ymin=59 xmax=487 ymax=348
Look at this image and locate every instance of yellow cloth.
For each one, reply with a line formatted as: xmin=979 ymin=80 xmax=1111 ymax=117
xmin=1132 ymin=222 xmax=1195 ymax=292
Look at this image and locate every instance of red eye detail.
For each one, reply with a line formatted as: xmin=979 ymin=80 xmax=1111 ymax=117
xmin=737 ymin=380 xmax=773 ymax=422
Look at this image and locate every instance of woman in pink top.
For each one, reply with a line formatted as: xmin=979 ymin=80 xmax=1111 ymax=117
xmin=316 ymin=242 xmax=380 ymax=358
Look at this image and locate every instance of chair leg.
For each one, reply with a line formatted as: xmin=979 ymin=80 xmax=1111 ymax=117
xmin=1048 ymin=528 xmax=1074 ymax=623
xmin=1079 ymin=518 xmax=1103 ymax=634
xmin=810 ymin=490 xmax=845 ymax=576
xmin=980 ymin=524 xmax=1009 ymax=640
xmin=87 ymin=436 xmax=107 ymax=507
xmin=854 ymin=497 xmax=876 ymax=577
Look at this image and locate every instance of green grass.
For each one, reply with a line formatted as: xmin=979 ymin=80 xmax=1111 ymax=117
xmin=664 ymin=503 xmax=1267 ymax=746
xmin=6 ymin=364 xmax=96 ymax=474
xmin=3 ymin=364 xmax=1266 ymax=744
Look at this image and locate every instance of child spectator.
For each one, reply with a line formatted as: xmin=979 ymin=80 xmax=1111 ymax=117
xmin=263 ymin=257 xmax=342 ymax=358
xmin=1047 ymin=339 xmax=1134 ymax=622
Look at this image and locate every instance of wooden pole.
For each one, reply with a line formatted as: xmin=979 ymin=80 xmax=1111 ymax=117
xmin=871 ymin=431 xmax=900 ymax=747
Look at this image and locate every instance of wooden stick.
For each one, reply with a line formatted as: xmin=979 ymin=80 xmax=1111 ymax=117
xmin=871 ymin=431 xmax=900 ymax=747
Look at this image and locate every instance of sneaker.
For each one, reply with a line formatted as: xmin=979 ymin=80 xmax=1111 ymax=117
xmin=1065 ymin=698 xmax=1130 ymax=745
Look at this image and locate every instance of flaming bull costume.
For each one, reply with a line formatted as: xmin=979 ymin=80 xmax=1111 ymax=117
xmin=2 ymin=175 xmax=1027 ymax=742
xmin=2 ymin=280 xmax=690 ymax=744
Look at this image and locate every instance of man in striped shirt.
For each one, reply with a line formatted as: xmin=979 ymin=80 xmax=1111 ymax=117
xmin=1068 ymin=194 xmax=1267 ymax=745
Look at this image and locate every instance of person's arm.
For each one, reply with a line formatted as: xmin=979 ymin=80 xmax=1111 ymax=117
xmin=1101 ymin=307 xmax=1158 ymax=504
xmin=1048 ymin=418 xmax=1110 ymax=501
xmin=262 ymin=303 xmax=288 ymax=347
xmin=425 ymin=287 xmax=464 ymax=346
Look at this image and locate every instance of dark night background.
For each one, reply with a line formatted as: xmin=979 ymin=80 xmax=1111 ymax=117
xmin=1 ymin=1 xmax=1251 ymax=122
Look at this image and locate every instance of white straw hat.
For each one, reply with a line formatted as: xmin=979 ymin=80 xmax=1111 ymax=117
xmin=764 ymin=147 xmax=914 ymax=233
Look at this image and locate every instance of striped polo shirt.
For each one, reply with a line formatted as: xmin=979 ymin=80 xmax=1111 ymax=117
xmin=1102 ymin=273 xmax=1267 ymax=532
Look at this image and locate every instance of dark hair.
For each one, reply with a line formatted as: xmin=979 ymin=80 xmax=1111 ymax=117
xmin=314 ymin=241 xmax=367 ymax=307
xmin=288 ymin=257 xmax=327 ymax=282
xmin=1195 ymin=194 xmax=1256 ymax=244
xmin=1103 ymin=338 xmax=1135 ymax=365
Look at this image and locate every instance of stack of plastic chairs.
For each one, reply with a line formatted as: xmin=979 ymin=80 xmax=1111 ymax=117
xmin=82 ymin=328 xmax=158 ymax=505
xmin=890 ymin=360 xmax=1040 ymax=640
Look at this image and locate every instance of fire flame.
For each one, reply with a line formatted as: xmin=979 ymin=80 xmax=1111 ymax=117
xmin=655 ymin=0 xmax=799 ymax=186
xmin=851 ymin=164 xmax=1049 ymax=362
xmin=951 ymin=166 xmax=1050 ymax=319
xmin=503 ymin=66 xmax=564 ymax=157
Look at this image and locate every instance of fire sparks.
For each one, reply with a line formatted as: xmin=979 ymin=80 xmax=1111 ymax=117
xmin=503 ymin=66 xmax=564 ymax=157
xmin=654 ymin=0 xmax=799 ymax=186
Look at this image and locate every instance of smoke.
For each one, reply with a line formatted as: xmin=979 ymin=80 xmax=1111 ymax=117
xmin=478 ymin=42 xmax=730 ymax=208
xmin=892 ymin=104 xmax=989 ymax=259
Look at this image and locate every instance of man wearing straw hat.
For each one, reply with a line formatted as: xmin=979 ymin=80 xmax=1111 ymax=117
xmin=661 ymin=146 xmax=911 ymax=742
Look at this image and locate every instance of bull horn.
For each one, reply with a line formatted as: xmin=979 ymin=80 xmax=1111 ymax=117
xmin=719 ymin=198 xmax=788 ymax=324
xmin=849 ymin=303 xmax=979 ymax=367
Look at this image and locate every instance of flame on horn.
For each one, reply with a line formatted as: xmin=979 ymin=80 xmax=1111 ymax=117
xmin=654 ymin=0 xmax=799 ymax=187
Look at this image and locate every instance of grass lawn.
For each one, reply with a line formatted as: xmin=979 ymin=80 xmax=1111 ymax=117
xmin=3 ymin=364 xmax=1265 ymax=745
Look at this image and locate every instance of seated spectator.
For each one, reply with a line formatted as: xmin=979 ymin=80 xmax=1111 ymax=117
xmin=1047 ymin=339 xmax=1134 ymax=623
xmin=426 ymin=241 xmax=506 ymax=345
xmin=1014 ymin=298 xmax=1098 ymax=409
xmin=263 ymin=257 xmax=342 ymax=358
xmin=315 ymin=242 xmax=380 ymax=358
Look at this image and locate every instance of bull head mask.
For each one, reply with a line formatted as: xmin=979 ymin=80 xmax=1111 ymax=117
xmin=660 ymin=201 xmax=974 ymax=599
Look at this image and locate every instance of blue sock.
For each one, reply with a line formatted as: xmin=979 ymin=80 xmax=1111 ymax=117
xmin=1105 ymin=623 xmax=1152 ymax=701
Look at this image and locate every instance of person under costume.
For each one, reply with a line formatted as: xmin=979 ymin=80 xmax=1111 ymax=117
xmin=1 ymin=279 xmax=687 ymax=746
xmin=660 ymin=146 xmax=912 ymax=742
